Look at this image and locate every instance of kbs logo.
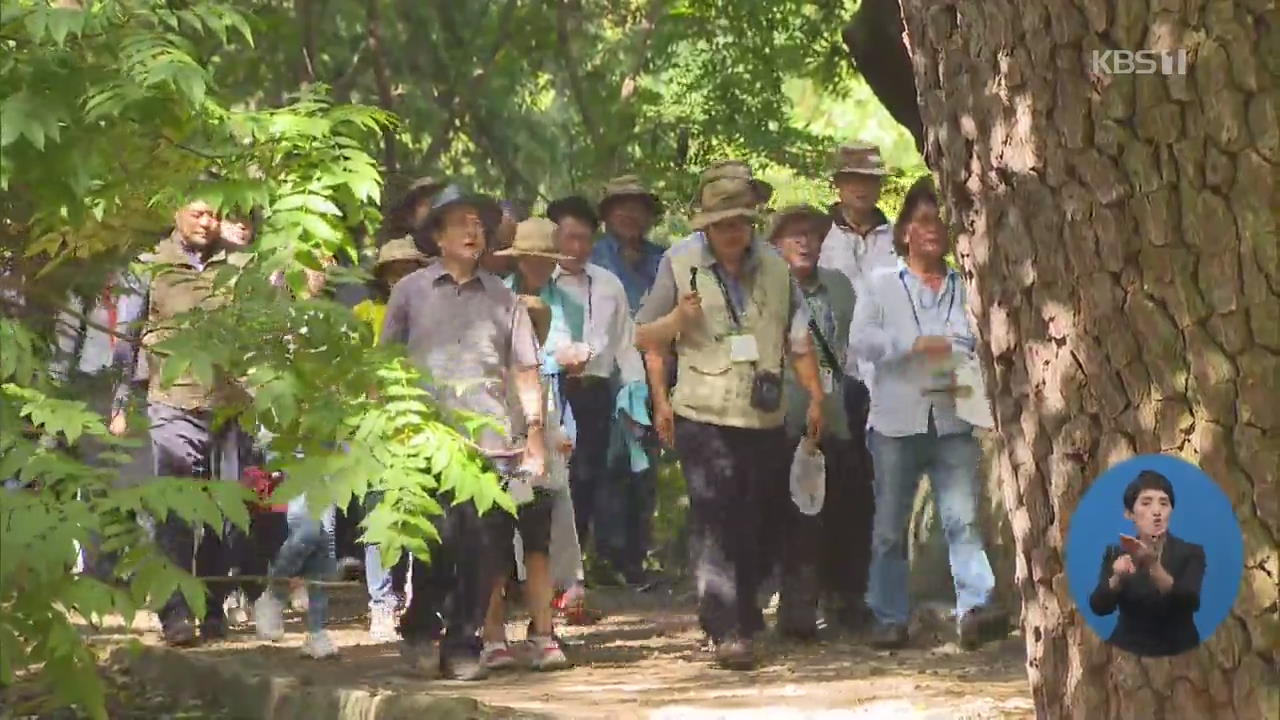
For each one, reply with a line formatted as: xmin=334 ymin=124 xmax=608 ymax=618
xmin=1091 ymin=49 xmax=1189 ymax=76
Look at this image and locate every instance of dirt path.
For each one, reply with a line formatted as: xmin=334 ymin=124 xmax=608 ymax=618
xmin=94 ymin=586 xmax=1035 ymax=719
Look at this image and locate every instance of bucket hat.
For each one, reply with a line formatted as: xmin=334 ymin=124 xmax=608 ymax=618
xmin=831 ymin=143 xmax=888 ymax=177
xmin=494 ymin=217 xmax=572 ymax=261
xmin=689 ymin=178 xmax=759 ymax=231
xmin=422 ymin=184 xmax=503 ymax=237
xmin=695 ymin=160 xmax=773 ymax=207
xmin=766 ymin=205 xmax=834 ymax=243
xmin=598 ymin=175 xmax=664 ymax=218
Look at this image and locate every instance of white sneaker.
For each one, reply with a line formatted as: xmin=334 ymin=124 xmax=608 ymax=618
xmin=302 ymin=630 xmax=338 ymax=659
xmin=480 ymin=641 xmax=518 ymax=671
xmin=368 ymin=605 xmax=399 ymax=643
xmin=254 ymin=594 xmax=285 ymax=642
xmin=528 ymin=635 xmax=569 ymax=671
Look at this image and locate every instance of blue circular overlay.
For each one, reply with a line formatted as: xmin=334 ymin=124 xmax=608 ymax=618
xmin=1065 ymin=454 xmax=1244 ymax=647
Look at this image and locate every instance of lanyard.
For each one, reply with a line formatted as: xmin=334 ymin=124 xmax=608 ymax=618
xmin=710 ymin=265 xmax=744 ymax=329
xmin=899 ymin=271 xmax=955 ymax=337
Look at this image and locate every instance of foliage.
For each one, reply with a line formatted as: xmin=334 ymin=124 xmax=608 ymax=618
xmin=0 ymin=2 xmax=506 ymax=717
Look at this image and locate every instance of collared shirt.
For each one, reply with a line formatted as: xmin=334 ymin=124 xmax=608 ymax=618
xmin=783 ymin=268 xmax=854 ymax=439
xmin=381 ymin=263 xmax=539 ymax=455
xmin=636 ymin=237 xmax=812 ymax=354
xmin=817 ymin=205 xmax=896 ymax=383
xmin=589 ymin=233 xmax=665 ymax=315
xmin=545 ymin=263 xmax=645 ymax=384
xmin=847 ymin=262 xmax=977 ymax=438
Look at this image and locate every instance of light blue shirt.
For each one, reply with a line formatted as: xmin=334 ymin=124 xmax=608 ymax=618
xmin=848 ymin=262 xmax=976 ymax=438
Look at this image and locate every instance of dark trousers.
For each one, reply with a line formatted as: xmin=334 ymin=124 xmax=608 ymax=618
xmin=674 ymin=416 xmax=787 ymax=642
xmin=564 ymin=377 xmax=614 ymax=552
xmin=148 ymin=402 xmax=247 ymax=627
xmin=762 ymin=435 xmax=870 ymax=633
xmin=831 ymin=380 xmax=875 ymax=618
xmin=599 ymin=431 xmax=658 ymax=578
xmin=397 ymin=499 xmax=496 ymax=657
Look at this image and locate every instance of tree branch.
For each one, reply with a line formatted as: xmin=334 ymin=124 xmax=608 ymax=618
xmin=364 ymin=0 xmax=398 ymax=174
xmin=554 ymin=0 xmax=601 ymax=144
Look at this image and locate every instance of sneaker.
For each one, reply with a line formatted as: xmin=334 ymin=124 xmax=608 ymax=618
xmin=480 ymin=641 xmax=518 ymax=671
xmin=289 ymin=583 xmax=309 ymax=612
xmin=528 ymin=636 xmax=570 ymax=671
xmin=254 ymin=595 xmax=285 ymax=642
xmin=161 ymin=617 xmax=198 ymax=647
xmin=868 ymin=622 xmax=908 ymax=650
xmin=714 ymin=637 xmax=756 ymax=671
xmin=368 ymin=605 xmax=399 ymax=643
xmin=302 ymin=630 xmax=338 ymax=659
xmin=400 ymin=638 xmax=442 ymax=679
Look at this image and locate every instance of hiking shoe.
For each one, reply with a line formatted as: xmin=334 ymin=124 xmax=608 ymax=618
xmin=161 ymin=617 xmax=197 ymax=647
xmin=868 ymin=622 xmax=908 ymax=650
xmin=302 ymin=630 xmax=338 ymax=659
xmin=714 ymin=637 xmax=756 ymax=670
xmin=480 ymin=641 xmax=519 ymax=671
xmin=528 ymin=636 xmax=570 ymax=671
xmin=443 ymin=651 xmax=488 ymax=681
xmin=400 ymin=638 xmax=442 ymax=679
xmin=958 ymin=606 xmax=1009 ymax=651
xmin=368 ymin=605 xmax=399 ymax=643
xmin=254 ymin=594 xmax=285 ymax=642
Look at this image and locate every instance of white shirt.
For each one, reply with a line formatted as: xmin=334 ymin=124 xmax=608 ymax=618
xmin=51 ymin=276 xmax=147 ymax=380
xmin=818 ymin=215 xmax=897 ymax=383
xmin=547 ymin=263 xmax=645 ymax=384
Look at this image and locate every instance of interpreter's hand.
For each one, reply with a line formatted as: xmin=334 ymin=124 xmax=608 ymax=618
xmin=805 ymin=398 xmax=824 ymax=442
xmin=1120 ymin=534 xmax=1157 ymax=568
xmin=108 ymin=411 xmax=128 ymax=437
xmin=1109 ymin=554 xmax=1137 ymax=590
xmin=676 ymin=291 xmax=703 ymax=327
xmin=912 ymin=335 xmax=953 ymax=358
xmin=653 ymin=398 xmax=676 ymax=449
xmin=554 ymin=344 xmax=591 ymax=376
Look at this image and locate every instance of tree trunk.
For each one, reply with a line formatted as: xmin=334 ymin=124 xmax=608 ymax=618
xmin=896 ymin=1 xmax=1278 ymax=718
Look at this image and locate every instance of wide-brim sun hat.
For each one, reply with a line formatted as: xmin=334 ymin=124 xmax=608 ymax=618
xmin=695 ymin=160 xmax=773 ymax=207
xmin=597 ymin=175 xmax=664 ymax=218
xmin=689 ymin=177 xmax=760 ymax=231
xmin=422 ymin=184 xmax=504 ymax=237
xmin=766 ymin=205 xmax=834 ymax=243
xmin=374 ymin=236 xmax=430 ymax=269
xmin=494 ymin=217 xmax=573 ymax=261
xmin=831 ymin=142 xmax=889 ymax=177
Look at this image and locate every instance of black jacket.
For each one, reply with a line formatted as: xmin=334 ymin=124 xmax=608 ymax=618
xmin=1089 ymin=533 xmax=1205 ymax=657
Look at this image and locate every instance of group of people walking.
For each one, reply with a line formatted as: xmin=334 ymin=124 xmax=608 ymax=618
xmin=26 ymin=139 xmax=1010 ymax=677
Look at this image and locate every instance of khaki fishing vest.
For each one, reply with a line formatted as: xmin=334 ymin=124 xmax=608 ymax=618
xmin=668 ymin=245 xmax=791 ymax=429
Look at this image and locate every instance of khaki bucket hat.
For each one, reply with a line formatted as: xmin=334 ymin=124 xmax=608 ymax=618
xmin=831 ymin=142 xmax=888 ymax=177
xmin=494 ymin=217 xmax=572 ymax=260
xmin=375 ymin=236 xmax=430 ymax=269
xmin=598 ymin=175 xmax=664 ymax=218
xmin=695 ymin=160 xmax=773 ymax=207
xmin=689 ymin=178 xmax=759 ymax=230
xmin=766 ymin=205 xmax=834 ymax=243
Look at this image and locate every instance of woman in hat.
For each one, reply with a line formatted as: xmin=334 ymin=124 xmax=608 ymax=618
xmin=474 ymin=218 xmax=579 ymax=672
xmin=352 ymin=237 xmax=431 ymax=346
xmin=379 ymin=177 xmax=448 ymax=255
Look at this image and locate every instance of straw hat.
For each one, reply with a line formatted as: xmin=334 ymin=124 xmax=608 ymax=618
xmin=494 ymin=217 xmax=572 ymax=260
xmin=598 ymin=175 xmax=664 ymax=218
xmin=831 ymin=142 xmax=888 ymax=177
xmin=766 ymin=205 xmax=834 ymax=243
xmin=695 ymin=160 xmax=773 ymax=207
xmin=375 ymin=237 xmax=430 ymax=269
xmin=689 ymin=177 xmax=759 ymax=231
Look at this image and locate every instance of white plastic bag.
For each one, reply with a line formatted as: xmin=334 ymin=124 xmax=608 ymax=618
xmin=790 ymin=439 xmax=826 ymax=516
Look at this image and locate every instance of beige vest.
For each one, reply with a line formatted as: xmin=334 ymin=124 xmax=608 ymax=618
xmin=669 ymin=244 xmax=791 ymax=429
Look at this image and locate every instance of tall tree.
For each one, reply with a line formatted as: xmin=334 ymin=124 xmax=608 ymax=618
xmin=896 ymin=1 xmax=1277 ymax=718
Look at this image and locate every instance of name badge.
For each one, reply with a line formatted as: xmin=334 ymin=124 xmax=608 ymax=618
xmin=820 ymin=367 xmax=835 ymax=394
xmin=728 ymin=333 xmax=760 ymax=363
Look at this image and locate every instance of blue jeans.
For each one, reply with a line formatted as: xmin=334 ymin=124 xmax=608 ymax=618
xmin=362 ymin=492 xmax=398 ymax=610
xmin=270 ymin=495 xmax=336 ymax=634
xmin=865 ymin=426 xmax=995 ymax=627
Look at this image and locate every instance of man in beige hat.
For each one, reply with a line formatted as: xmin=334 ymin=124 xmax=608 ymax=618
xmin=634 ymin=177 xmax=826 ymax=670
xmin=589 ymin=175 xmax=664 ymax=314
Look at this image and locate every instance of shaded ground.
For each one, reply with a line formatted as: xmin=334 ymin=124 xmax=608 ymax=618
xmin=87 ymin=585 xmax=1034 ymax=719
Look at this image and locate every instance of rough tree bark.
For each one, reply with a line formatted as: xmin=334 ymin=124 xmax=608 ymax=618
xmin=896 ymin=1 xmax=1278 ymax=718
